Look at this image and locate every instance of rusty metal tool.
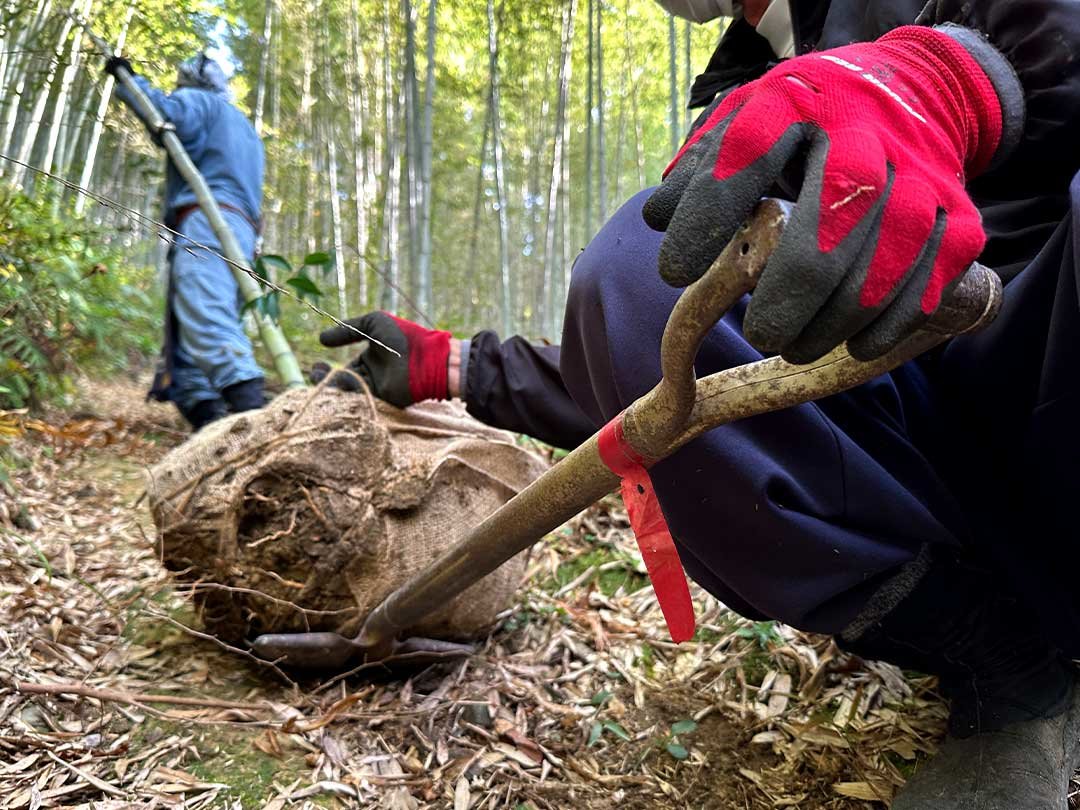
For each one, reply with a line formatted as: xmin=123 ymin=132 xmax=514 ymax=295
xmin=252 ymin=198 xmax=1003 ymax=670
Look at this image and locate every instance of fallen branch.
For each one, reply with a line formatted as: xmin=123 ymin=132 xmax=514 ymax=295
xmin=16 ymin=681 xmax=274 ymax=711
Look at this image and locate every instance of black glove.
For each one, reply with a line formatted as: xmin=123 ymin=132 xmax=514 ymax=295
xmin=319 ymin=312 xmax=451 ymax=408
xmin=104 ymin=55 xmax=134 ymax=79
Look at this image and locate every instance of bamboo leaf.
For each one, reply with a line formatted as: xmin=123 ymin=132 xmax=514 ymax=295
xmin=666 ymin=743 xmax=689 ymax=761
xmin=670 ymin=720 xmax=697 ymax=736
xmin=256 ymin=254 xmax=292 ymax=276
xmin=602 ymin=721 xmax=630 ymax=742
xmin=285 ymin=274 xmax=322 ymax=299
xmin=587 ymin=721 xmax=603 ymax=747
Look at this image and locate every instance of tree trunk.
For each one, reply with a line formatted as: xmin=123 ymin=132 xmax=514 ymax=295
xmin=612 ymin=61 xmax=625 ymax=206
xmin=252 ymin=0 xmax=274 ymax=136
xmin=465 ymin=85 xmax=492 ymax=329
xmin=629 ymin=9 xmax=644 ymax=190
xmin=322 ymin=11 xmax=347 ymax=316
xmin=378 ymin=0 xmax=401 ymax=312
xmin=596 ymin=0 xmax=606 ymax=224
xmin=263 ymin=0 xmax=281 ymax=246
xmin=270 ymin=0 xmax=281 ymax=135
xmin=667 ymin=12 xmax=680 ymax=156
xmin=542 ymin=0 xmax=575 ymax=340
xmin=0 ymin=0 xmax=53 ymax=164
xmin=347 ymin=0 xmax=369 ymax=309
xmin=486 ymin=0 xmax=511 ymax=336
xmin=416 ymin=0 xmax=436 ymax=319
xmin=683 ymin=19 xmax=693 ymax=131
xmin=402 ymin=0 xmax=420 ymax=299
xmin=101 ymin=135 xmax=125 ymax=235
xmin=13 ymin=2 xmax=78 ymax=185
xmin=583 ymin=0 xmax=593 ymax=243
xmin=40 ymin=0 xmax=95 ymax=182
xmin=60 ymin=71 xmax=93 ymax=177
xmin=299 ymin=6 xmax=315 ymax=253
xmin=559 ymin=94 xmax=571 ymax=319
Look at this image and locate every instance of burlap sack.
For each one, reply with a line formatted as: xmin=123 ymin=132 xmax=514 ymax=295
xmin=146 ymin=384 xmax=548 ymax=644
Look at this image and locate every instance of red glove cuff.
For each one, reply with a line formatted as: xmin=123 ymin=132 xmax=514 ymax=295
xmin=387 ymin=314 xmax=452 ymax=403
xmin=877 ymin=26 xmax=1003 ymax=177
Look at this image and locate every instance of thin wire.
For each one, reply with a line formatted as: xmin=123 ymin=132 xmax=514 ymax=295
xmin=0 ymin=151 xmax=401 ymax=357
xmin=341 ymin=243 xmax=434 ymax=328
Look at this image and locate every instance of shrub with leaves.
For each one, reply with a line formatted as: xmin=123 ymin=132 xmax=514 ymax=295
xmin=242 ymin=250 xmax=329 ymax=323
xmin=0 ymin=186 xmax=159 ymax=408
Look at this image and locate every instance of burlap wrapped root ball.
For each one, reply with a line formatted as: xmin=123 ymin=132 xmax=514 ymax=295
xmin=146 ymin=384 xmax=548 ymax=645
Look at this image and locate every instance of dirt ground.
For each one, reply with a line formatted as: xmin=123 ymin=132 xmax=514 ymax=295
xmin=0 ymin=376 xmax=966 ymax=808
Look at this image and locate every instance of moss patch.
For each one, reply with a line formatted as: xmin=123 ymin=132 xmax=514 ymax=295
xmin=131 ymin=719 xmax=324 ymax=807
xmin=545 ymin=547 xmax=649 ymax=597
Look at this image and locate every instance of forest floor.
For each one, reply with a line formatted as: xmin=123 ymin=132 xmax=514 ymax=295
xmin=0 ymin=376 xmax=985 ymax=809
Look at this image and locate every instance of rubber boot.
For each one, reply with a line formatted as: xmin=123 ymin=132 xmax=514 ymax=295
xmin=840 ymin=553 xmax=1076 ymax=809
xmin=177 ymin=397 xmax=228 ymax=431
xmin=221 ymin=377 xmax=265 ymax=413
xmin=892 ymin=683 xmax=1080 ymax=809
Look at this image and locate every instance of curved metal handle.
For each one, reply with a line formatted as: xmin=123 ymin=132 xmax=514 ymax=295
xmin=622 ymin=199 xmax=792 ymax=459
xmin=623 ymin=198 xmax=1003 ymax=461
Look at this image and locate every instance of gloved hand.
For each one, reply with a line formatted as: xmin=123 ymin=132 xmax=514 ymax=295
xmin=643 ymin=26 xmax=1013 ymax=362
xmin=318 ymin=312 xmax=451 ymax=408
xmin=104 ymin=55 xmax=134 ymax=79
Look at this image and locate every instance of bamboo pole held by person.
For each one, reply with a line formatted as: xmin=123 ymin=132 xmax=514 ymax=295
xmin=71 ymin=15 xmax=306 ymax=390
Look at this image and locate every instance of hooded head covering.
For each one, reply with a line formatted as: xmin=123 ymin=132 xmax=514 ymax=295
xmin=176 ymin=53 xmax=230 ymax=97
xmin=655 ymin=0 xmax=739 ymax=23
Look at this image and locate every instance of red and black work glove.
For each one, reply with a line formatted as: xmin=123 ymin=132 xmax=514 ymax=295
xmin=643 ymin=25 xmax=1018 ymax=363
xmin=318 ymin=312 xmax=451 ymax=408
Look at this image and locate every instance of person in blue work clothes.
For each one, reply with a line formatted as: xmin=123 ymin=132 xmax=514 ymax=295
xmin=105 ymin=53 xmax=266 ymax=430
xmin=321 ymin=1 xmax=1080 ymax=807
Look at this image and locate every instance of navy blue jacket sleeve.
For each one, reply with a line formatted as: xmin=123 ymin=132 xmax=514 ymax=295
xmin=916 ymin=0 xmax=1080 ymax=200
xmin=464 ymin=331 xmax=596 ymax=450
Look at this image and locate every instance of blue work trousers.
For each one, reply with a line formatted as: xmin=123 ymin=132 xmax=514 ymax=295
xmin=167 ymin=209 xmax=264 ymax=411
xmin=467 ymin=183 xmax=1080 ymax=649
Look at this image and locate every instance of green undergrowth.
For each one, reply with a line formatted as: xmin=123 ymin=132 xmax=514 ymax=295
xmin=547 ymin=547 xmax=647 ymax=596
xmin=0 ymin=185 xmax=159 ymax=409
xmin=544 ymin=545 xmax=650 ymax=598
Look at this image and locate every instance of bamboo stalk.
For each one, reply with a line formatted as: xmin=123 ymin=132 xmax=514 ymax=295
xmin=71 ymin=17 xmax=305 ymax=389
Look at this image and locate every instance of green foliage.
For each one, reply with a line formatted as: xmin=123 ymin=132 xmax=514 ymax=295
xmin=656 ymin=718 xmax=697 ymax=761
xmin=736 ymin=620 xmax=783 ymax=650
xmin=0 ymin=186 xmax=159 ymax=409
xmin=546 ymin=544 xmax=649 ymax=597
xmin=591 ymin=689 xmax=614 ymax=707
xmin=587 ymin=718 xmax=631 ymax=747
xmin=244 ymin=252 xmax=328 ymax=325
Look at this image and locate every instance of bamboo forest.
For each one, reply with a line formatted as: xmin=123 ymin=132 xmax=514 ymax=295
xmin=0 ymin=0 xmax=720 ymax=345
